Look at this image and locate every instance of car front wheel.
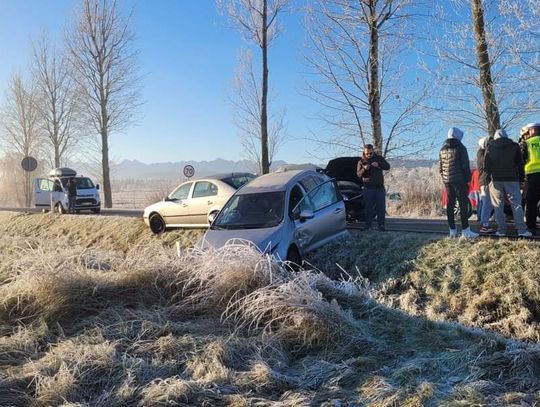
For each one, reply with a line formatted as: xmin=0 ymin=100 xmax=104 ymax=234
xmin=285 ymin=246 xmax=302 ymax=271
xmin=149 ymin=213 xmax=166 ymax=234
xmin=55 ymin=203 xmax=65 ymax=214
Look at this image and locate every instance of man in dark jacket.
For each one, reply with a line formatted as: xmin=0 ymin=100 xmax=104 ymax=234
xmin=356 ymin=144 xmax=390 ymax=231
xmin=66 ymin=177 xmax=77 ymax=214
xmin=484 ymin=129 xmax=531 ymax=236
xmin=439 ymin=127 xmax=478 ymax=238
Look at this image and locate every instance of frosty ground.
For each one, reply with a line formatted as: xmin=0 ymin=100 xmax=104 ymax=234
xmin=0 ymin=212 xmax=539 ymax=406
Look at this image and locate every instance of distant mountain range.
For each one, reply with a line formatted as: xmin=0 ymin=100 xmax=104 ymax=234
xmin=111 ymin=158 xmax=437 ymax=179
xmin=111 ymin=159 xmax=287 ymax=179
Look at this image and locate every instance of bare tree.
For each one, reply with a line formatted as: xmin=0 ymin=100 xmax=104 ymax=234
xmin=304 ymin=0 xmax=432 ymax=158
xmin=218 ymin=0 xmax=289 ymax=174
xmin=500 ymin=1 xmax=540 ymax=91
xmin=31 ymin=34 xmax=80 ymax=168
xmin=231 ymin=49 xmax=286 ymax=173
xmin=66 ymin=0 xmax=141 ymax=208
xmin=0 ymin=73 xmax=42 ymax=207
xmin=428 ymin=1 xmax=539 ymax=137
xmin=471 ymin=0 xmax=500 ymax=135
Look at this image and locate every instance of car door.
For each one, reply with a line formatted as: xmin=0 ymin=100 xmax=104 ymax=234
xmin=304 ymin=179 xmax=346 ymax=248
xmin=161 ymin=182 xmax=193 ymax=225
xmin=189 ymin=181 xmax=219 ymax=225
xmin=34 ymin=178 xmax=54 ymax=208
xmin=292 ymin=178 xmax=346 ymax=253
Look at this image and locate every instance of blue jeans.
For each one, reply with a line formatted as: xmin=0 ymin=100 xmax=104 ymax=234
xmin=479 ymin=185 xmax=493 ymax=226
xmin=364 ymin=187 xmax=386 ymax=228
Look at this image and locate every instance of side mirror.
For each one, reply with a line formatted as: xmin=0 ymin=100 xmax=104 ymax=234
xmin=208 ymin=211 xmax=219 ymax=224
xmin=298 ymin=210 xmax=314 ymax=221
xmin=96 ymin=184 xmax=100 ymax=190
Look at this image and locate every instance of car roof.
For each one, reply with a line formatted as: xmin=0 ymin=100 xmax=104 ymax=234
xmin=237 ymin=169 xmax=324 ymax=194
xmin=191 ymin=172 xmax=255 ymax=181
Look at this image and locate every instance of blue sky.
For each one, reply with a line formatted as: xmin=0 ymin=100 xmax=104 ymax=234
xmin=0 ymin=0 xmax=321 ymax=165
xmin=2 ymin=1 xmax=535 ymax=166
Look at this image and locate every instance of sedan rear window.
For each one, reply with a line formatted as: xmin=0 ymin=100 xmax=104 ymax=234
xmin=221 ymin=174 xmax=256 ymax=189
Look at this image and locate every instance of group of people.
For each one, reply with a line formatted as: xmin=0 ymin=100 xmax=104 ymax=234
xmin=440 ymin=123 xmax=540 ymax=238
xmin=353 ymin=123 xmax=540 ymax=238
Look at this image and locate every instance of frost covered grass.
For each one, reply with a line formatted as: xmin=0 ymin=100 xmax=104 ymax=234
xmin=386 ymin=165 xmax=444 ymax=218
xmin=0 ymin=214 xmax=539 ymax=405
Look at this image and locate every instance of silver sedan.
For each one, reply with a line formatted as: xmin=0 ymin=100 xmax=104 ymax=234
xmin=201 ymin=169 xmax=347 ymax=264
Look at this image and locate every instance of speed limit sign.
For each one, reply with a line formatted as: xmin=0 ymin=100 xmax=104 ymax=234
xmin=183 ymin=165 xmax=195 ymax=178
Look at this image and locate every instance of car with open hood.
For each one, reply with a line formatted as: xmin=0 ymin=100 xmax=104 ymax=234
xmin=200 ymin=168 xmax=347 ymax=264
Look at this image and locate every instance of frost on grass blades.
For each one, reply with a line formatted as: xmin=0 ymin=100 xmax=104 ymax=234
xmin=0 ymin=213 xmax=539 ymax=405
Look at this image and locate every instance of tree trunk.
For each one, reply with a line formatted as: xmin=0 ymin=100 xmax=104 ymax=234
xmin=260 ymin=0 xmax=270 ymax=174
xmin=368 ymin=2 xmax=383 ymax=154
xmin=100 ymin=99 xmax=112 ymax=208
xmin=471 ymin=0 xmax=501 ymax=136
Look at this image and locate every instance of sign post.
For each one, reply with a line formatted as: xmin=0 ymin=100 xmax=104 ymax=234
xmin=20 ymin=156 xmax=38 ymax=211
xmin=183 ymin=165 xmax=195 ymax=180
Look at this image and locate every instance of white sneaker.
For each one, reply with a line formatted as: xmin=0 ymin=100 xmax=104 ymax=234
xmin=461 ymin=227 xmax=478 ymax=239
xmin=496 ymin=232 xmax=506 ymax=237
xmin=449 ymin=228 xmax=457 ymax=238
xmin=519 ymin=230 xmax=532 ymax=237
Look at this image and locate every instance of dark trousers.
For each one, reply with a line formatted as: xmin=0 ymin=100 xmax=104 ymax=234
xmin=525 ymin=173 xmax=540 ymax=231
xmin=446 ymin=182 xmax=469 ymax=229
xmin=68 ymin=196 xmax=76 ymax=214
xmin=364 ymin=187 xmax=386 ymax=228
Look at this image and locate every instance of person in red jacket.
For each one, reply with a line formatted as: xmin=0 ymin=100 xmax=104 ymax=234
xmin=356 ymin=144 xmax=390 ymax=231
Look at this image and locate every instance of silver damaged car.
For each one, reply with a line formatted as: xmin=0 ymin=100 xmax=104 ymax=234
xmin=201 ymin=169 xmax=347 ymax=264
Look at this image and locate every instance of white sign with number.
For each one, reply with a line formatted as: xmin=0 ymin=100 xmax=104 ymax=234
xmin=183 ymin=165 xmax=195 ymax=178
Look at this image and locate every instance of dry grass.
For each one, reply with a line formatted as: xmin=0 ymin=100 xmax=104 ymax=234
xmin=386 ymin=165 xmax=444 ymax=218
xmin=0 ymin=215 xmax=539 ymax=405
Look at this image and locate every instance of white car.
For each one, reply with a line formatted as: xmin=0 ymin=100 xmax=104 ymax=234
xmin=201 ymin=169 xmax=347 ymax=264
xmin=34 ymin=167 xmax=101 ymax=214
xmin=143 ymin=172 xmax=256 ymax=233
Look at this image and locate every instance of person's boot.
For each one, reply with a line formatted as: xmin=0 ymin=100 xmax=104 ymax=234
xmin=461 ymin=227 xmax=478 ymax=239
xmin=449 ymin=228 xmax=457 ymax=239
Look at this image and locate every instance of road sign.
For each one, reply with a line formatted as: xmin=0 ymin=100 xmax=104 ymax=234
xmin=183 ymin=165 xmax=195 ymax=178
xmin=21 ymin=156 xmax=38 ymax=172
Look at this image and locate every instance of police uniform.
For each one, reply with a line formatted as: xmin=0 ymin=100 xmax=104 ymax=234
xmin=523 ymin=125 xmax=540 ymax=232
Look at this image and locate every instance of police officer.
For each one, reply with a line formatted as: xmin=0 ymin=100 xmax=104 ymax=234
xmin=523 ymin=123 xmax=540 ymax=234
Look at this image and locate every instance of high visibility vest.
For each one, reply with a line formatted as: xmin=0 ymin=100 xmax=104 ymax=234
xmin=525 ymin=135 xmax=540 ymax=175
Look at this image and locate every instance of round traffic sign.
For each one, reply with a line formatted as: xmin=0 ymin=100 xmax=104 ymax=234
xmin=21 ymin=156 xmax=38 ymax=172
xmin=183 ymin=165 xmax=195 ymax=178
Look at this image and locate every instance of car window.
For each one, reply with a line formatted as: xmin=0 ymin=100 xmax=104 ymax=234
xmin=288 ymin=185 xmax=306 ymax=215
xmin=213 ymin=192 xmax=285 ymax=229
xmin=221 ymin=174 xmax=256 ymax=189
xmin=293 ymin=180 xmax=339 ymax=217
xmin=76 ymin=177 xmax=95 ymax=189
xmin=308 ymin=180 xmax=340 ymax=211
xmin=298 ymin=174 xmax=323 ymax=193
xmin=169 ymin=182 xmax=192 ymax=200
xmin=192 ymin=181 xmax=218 ymax=198
xmin=39 ymin=179 xmax=54 ymax=191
